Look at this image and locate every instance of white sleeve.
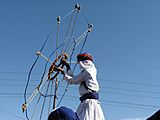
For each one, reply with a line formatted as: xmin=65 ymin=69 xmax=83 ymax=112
xmin=66 ymin=69 xmax=74 ymax=77
xmin=64 ymin=70 xmax=90 ymax=85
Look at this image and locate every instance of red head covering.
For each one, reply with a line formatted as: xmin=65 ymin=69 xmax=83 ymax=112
xmin=77 ymin=53 xmax=93 ymax=62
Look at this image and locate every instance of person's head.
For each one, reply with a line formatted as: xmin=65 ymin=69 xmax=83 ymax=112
xmin=77 ymin=53 xmax=93 ymax=62
xmin=48 ymin=106 xmax=80 ymax=120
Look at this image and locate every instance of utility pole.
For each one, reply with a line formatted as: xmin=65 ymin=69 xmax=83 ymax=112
xmin=53 ymin=78 xmax=58 ymax=109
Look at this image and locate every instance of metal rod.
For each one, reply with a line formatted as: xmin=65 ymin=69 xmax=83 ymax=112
xmin=53 ymin=78 xmax=58 ymax=109
xmin=36 ymin=51 xmax=52 ymax=63
xmin=23 ymin=73 xmax=48 ymax=111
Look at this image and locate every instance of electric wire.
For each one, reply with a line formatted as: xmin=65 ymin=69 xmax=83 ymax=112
xmin=23 ymin=27 xmax=55 ymax=120
xmin=0 ymin=80 xmax=159 ymax=95
xmin=64 ymin=11 xmax=79 ymax=53
xmin=2 ymin=4 xmax=93 ymax=120
xmin=39 ymin=80 xmax=51 ymax=120
xmin=57 ymin=31 xmax=90 ymax=107
xmin=61 ymin=10 xmax=76 ymax=52
xmin=1 ymin=78 xmax=160 ymax=89
xmin=0 ymin=108 xmax=25 ymax=120
xmin=104 ymin=79 xmax=160 ymax=87
xmin=43 ymin=4 xmax=91 ymax=110
xmin=0 ymin=91 xmax=159 ymax=111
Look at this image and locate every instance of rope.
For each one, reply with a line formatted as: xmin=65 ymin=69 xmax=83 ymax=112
xmin=23 ymin=3 xmax=92 ymax=120
xmin=69 ymin=37 xmax=76 ymax=66
xmin=30 ymin=94 xmax=42 ymax=120
xmin=48 ymin=81 xmax=54 ymax=116
xmin=24 ymin=28 xmax=54 ymax=103
xmin=57 ymin=83 xmax=69 ymax=107
xmin=57 ymin=29 xmax=90 ymax=107
xmin=39 ymin=80 xmax=51 ymax=120
xmin=64 ymin=11 xmax=79 ymax=52
xmin=61 ymin=10 xmax=76 ymax=52
xmin=68 ymin=29 xmax=88 ymax=65
xmin=61 ymin=9 xmax=75 ymax=21
xmin=80 ymin=11 xmax=90 ymax=25
xmin=36 ymin=9 xmax=80 ymax=105
xmin=43 ymin=12 xmax=91 ymax=112
xmin=23 ymin=27 xmax=54 ymax=120
xmin=52 ymin=17 xmax=60 ymax=109
xmin=56 ymin=16 xmax=61 ymax=57
xmin=79 ymin=30 xmax=89 ymax=53
xmin=36 ymin=9 xmax=76 ymax=92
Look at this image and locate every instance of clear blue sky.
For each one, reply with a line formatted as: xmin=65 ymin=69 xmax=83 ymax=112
xmin=0 ymin=0 xmax=160 ymax=120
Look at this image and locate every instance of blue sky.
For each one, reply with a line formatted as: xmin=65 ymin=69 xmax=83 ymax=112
xmin=0 ymin=0 xmax=160 ymax=120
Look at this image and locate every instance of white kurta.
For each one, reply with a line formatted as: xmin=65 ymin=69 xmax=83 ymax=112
xmin=64 ymin=60 xmax=105 ymax=120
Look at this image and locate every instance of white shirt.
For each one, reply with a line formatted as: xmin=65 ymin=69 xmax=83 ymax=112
xmin=64 ymin=60 xmax=99 ymax=96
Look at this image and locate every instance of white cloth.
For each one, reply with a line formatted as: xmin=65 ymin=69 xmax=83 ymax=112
xmin=76 ymin=99 xmax=105 ymax=120
xmin=65 ymin=60 xmax=99 ymax=95
xmin=64 ymin=60 xmax=105 ymax=120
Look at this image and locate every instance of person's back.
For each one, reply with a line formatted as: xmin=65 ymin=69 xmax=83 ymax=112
xmin=48 ymin=106 xmax=80 ymax=120
xmin=147 ymin=110 xmax=160 ymax=120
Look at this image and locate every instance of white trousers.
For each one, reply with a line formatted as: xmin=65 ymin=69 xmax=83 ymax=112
xmin=76 ymin=99 xmax=105 ymax=120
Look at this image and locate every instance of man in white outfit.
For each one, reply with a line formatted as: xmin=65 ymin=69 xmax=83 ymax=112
xmin=61 ymin=53 xmax=105 ymax=120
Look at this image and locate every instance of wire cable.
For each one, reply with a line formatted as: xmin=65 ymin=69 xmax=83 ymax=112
xmin=0 ymin=108 xmax=25 ymax=120
xmin=21 ymin=3 xmax=92 ymax=120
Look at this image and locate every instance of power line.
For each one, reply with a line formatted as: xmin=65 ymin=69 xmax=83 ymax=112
xmin=0 ymin=108 xmax=25 ymax=120
xmin=0 ymin=83 xmax=159 ymax=99
xmin=0 ymin=89 xmax=159 ymax=100
xmin=1 ymin=95 xmax=158 ymax=111
xmin=1 ymin=78 xmax=160 ymax=89
xmin=1 ymin=73 xmax=160 ymax=87
xmin=101 ymin=79 xmax=160 ymax=87
xmin=0 ymin=78 xmax=36 ymax=81
xmin=101 ymin=91 xmax=160 ymax=100
xmin=104 ymin=86 xmax=160 ymax=94
xmin=0 ymin=92 xmax=159 ymax=109
xmin=0 ymin=83 xmax=159 ymax=97
xmin=0 ymin=73 xmax=159 ymax=112
xmin=101 ymin=100 xmax=158 ymax=111
xmin=102 ymin=100 xmax=160 ymax=109
xmin=0 ymin=72 xmax=40 ymax=74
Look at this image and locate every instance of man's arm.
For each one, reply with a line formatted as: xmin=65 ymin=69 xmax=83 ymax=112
xmin=64 ymin=70 xmax=90 ymax=85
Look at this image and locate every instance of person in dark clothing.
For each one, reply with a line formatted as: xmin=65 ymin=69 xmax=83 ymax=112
xmin=48 ymin=106 xmax=80 ymax=120
xmin=147 ymin=110 xmax=160 ymax=120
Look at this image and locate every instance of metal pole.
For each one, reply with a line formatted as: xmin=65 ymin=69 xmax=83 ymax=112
xmin=53 ymin=78 xmax=58 ymax=109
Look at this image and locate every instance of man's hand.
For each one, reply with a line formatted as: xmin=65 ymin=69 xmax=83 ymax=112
xmin=54 ymin=66 xmax=65 ymax=75
xmin=61 ymin=59 xmax=70 ymax=71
